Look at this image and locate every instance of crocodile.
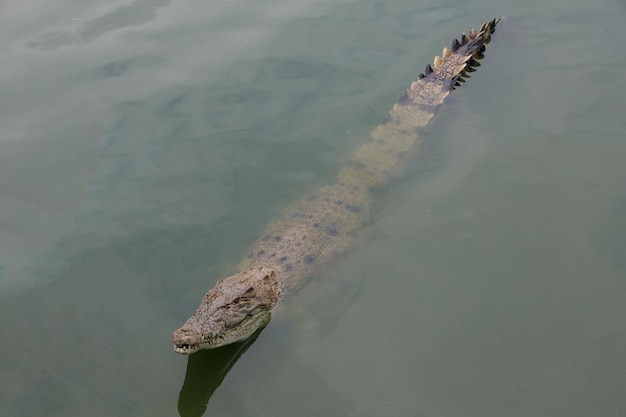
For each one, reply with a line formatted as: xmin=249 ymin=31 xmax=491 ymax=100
xmin=173 ymin=18 xmax=501 ymax=354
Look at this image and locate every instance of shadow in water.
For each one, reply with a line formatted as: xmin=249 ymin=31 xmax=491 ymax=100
xmin=177 ymin=325 xmax=266 ymax=417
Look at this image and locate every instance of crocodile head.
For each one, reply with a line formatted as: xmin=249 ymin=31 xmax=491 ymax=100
xmin=172 ymin=266 xmax=280 ymax=354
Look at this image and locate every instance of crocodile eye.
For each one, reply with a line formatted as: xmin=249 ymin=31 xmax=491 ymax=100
xmin=233 ymin=297 xmax=241 ymax=303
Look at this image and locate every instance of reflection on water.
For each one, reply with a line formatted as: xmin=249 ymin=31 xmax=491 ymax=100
xmin=178 ymin=327 xmax=264 ymax=417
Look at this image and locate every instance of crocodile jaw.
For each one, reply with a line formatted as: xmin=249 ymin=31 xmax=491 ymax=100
xmin=172 ymin=310 xmax=271 ymax=354
xmin=172 ymin=266 xmax=279 ymax=354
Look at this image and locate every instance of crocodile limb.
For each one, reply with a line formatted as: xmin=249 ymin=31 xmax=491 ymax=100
xmin=173 ymin=18 xmax=501 ymax=354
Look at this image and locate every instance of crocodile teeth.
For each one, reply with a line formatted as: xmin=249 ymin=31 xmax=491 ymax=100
xmin=443 ymin=47 xmax=452 ymax=58
xmin=175 ymin=344 xmax=192 ymax=354
xmin=433 ymin=55 xmax=443 ymax=67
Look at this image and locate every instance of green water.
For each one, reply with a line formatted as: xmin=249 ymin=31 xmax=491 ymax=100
xmin=1 ymin=0 xmax=625 ymax=416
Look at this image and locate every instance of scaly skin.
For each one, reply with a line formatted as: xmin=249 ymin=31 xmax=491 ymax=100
xmin=173 ymin=18 xmax=501 ymax=354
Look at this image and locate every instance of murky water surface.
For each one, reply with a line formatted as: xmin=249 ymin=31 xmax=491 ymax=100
xmin=1 ymin=0 xmax=625 ymax=416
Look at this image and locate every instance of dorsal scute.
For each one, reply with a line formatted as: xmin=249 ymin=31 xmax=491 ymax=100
xmin=402 ymin=18 xmax=500 ymax=102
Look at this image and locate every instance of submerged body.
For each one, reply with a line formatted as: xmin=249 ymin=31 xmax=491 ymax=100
xmin=173 ymin=19 xmax=501 ymax=354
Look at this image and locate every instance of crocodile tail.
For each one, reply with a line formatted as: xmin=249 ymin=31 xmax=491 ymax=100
xmin=403 ymin=18 xmax=501 ymax=109
xmin=407 ymin=19 xmax=501 ymax=98
xmin=424 ymin=18 xmax=499 ymax=89
xmin=446 ymin=18 xmax=500 ymax=89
